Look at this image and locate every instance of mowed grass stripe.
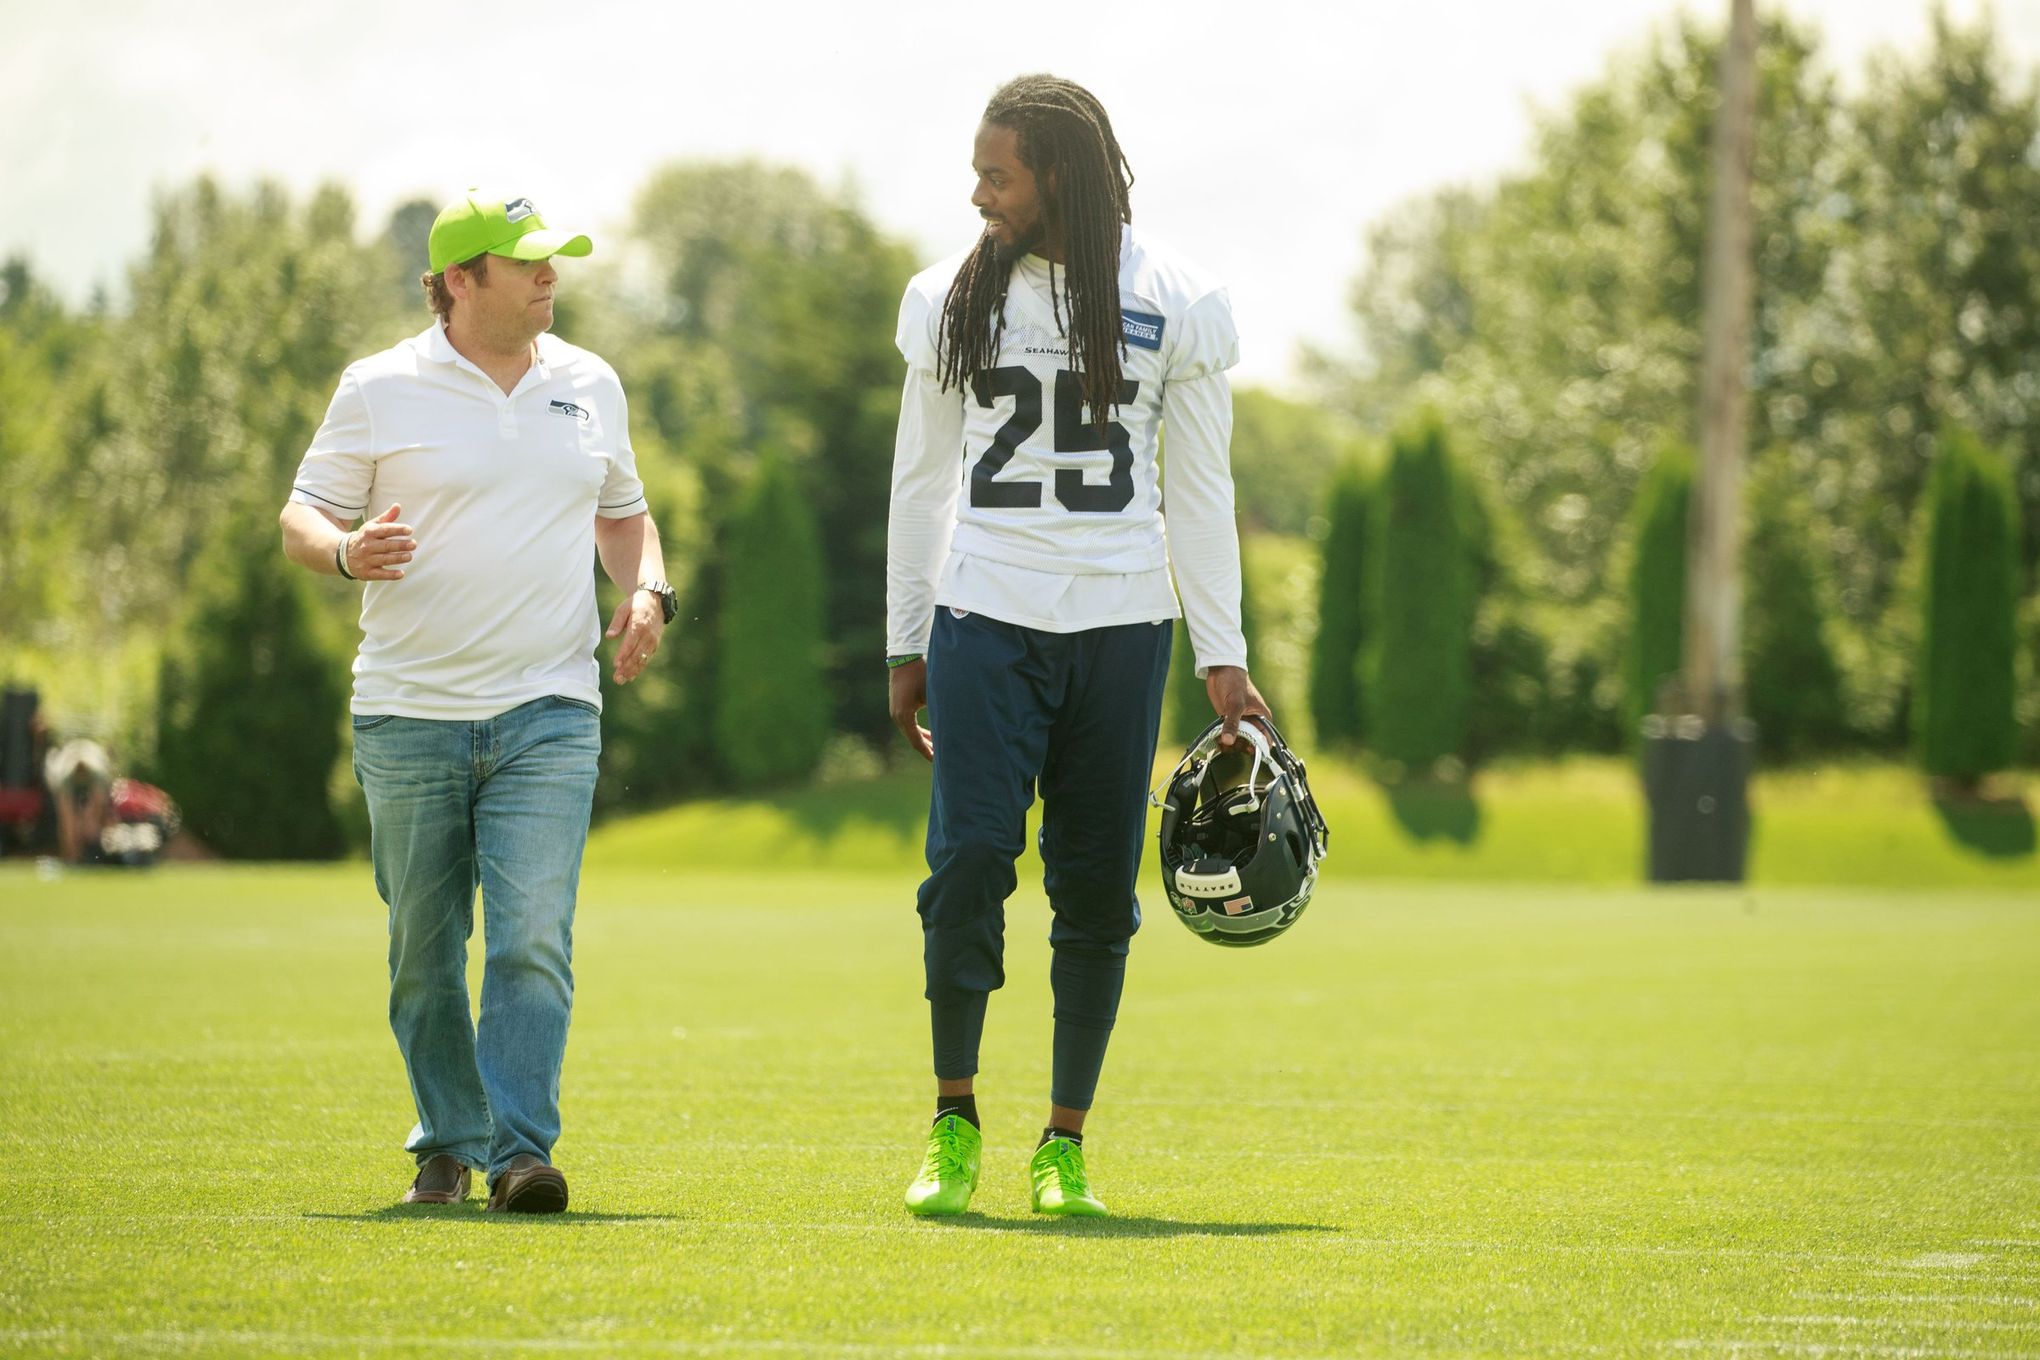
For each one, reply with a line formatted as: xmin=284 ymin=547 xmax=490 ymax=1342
xmin=1 ymin=866 xmax=2035 ymax=1358
xmin=0 ymin=1332 xmax=1354 ymax=1360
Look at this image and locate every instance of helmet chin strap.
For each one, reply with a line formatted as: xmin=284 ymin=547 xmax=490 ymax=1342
xmin=1226 ymin=737 xmax=1268 ymax=816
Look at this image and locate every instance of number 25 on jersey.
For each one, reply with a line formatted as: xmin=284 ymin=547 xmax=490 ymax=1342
xmin=968 ymin=367 xmax=1140 ymax=514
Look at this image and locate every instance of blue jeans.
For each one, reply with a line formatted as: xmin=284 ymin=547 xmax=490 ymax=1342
xmin=351 ymin=695 xmax=600 ymax=1178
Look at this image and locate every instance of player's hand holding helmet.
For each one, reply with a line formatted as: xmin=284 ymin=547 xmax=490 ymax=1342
xmin=1155 ymin=716 xmax=1330 ymax=947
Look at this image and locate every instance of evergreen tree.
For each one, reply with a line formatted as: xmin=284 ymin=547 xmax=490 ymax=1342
xmin=1744 ymin=454 xmax=1848 ymax=758
xmin=1914 ymin=427 xmax=2020 ymax=784
xmin=153 ymin=511 xmax=345 ymax=858
xmin=1308 ymin=454 xmax=1373 ymax=747
xmin=1366 ymin=411 xmax=1474 ymax=771
xmin=631 ymin=163 xmax=915 ymax=747
xmin=1625 ymin=443 xmax=1694 ymax=732
xmin=1457 ymin=463 xmax=1555 ymax=761
xmin=713 ymin=457 xmax=830 ymax=786
xmin=586 ymin=394 xmax=710 ymax=812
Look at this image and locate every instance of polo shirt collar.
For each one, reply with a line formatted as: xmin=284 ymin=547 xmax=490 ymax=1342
xmin=420 ymin=322 xmax=553 ymax=387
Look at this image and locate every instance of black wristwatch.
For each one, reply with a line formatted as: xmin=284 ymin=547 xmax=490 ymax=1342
xmin=637 ymin=580 xmax=678 ymax=625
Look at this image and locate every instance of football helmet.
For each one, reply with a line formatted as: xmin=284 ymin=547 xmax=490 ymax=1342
xmin=1155 ymin=716 xmax=1329 ymax=947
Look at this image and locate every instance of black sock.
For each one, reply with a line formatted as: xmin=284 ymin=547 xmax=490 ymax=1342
xmin=935 ymin=1094 xmax=979 ymax=1130
xmin=1039 ymin=1125 xmax=1083 ymax=1148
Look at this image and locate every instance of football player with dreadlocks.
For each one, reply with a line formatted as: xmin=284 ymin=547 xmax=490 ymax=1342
xmin=886 ymin=73 xmax=1272 ymax=1217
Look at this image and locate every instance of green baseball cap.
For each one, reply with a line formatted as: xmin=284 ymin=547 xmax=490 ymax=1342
xmin=427 ymin=189 xmax=593 ymax=273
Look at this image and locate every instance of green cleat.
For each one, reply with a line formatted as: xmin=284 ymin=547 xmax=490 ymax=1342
xmin=904 ymin=1113 xmax=982 ymax=1216
xmin=1028 ymin=1136 xmax=1107 ymax=1217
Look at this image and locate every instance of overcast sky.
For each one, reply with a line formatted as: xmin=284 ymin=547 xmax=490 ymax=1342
xmin=4 ymin=0 xmax=2035 ymax=386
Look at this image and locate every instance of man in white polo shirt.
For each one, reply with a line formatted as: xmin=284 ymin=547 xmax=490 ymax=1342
xmin=279 ymin=190 xmax=676 ymax=1214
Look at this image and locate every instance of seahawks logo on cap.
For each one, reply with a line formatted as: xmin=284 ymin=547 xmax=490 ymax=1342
xmin=504 ymin=197 xmax=537 ymax=223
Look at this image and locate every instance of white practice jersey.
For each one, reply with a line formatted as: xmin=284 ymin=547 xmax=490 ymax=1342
xmin=887 ymin=224 xmax=1248 ymax=673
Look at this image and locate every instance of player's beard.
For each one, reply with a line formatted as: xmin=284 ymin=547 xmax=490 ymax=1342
xmin=990 ymin=217 xmax=1047 ymax=265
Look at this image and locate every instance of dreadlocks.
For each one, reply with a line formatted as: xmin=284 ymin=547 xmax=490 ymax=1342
xmin=936 ymin=74 xmax=1135 ymax=430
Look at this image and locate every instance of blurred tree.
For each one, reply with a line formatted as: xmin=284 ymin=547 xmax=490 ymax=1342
xmin=590 ymin=408 xmax=708 ymax=812
xmin=1316 ymin=11 xmax=2040 ymax=751
xmin=1228 ymin=389 xmax=1350 ymax=535
xmin=1806 ymin=15 xmax=2040 ymax=737
xmin=0 ymin=259 xmax=101 ymax=643
xmin=2018 ymin=593 xmax=2040 ymax=765
xmin=67 ymin=180 xmax=409 ymax=631
xmin=1624 ymin=441 xmax=1694 ymax=736
xmin=154 ymin=507 xmax=345 ymax=858
xmin=714 ymin=456 xmax=830 ymax=787
xmin=630 ymin=163 xmax=915 ymax=746
xmin=1914 ymin=427 xmax=2020 ymax=787
xmin=1366 ymin=411 xmax=1474 ymax=772
xmin=1743 ymin=452 xmax=1848 ymax=758
xmin=586 ymin=333 xmax=744 ymax=798
xmin=1308 ymin=453 xmax=1374 ymax=747
xmin=1318 ymin=17 xmax=1837 ymax=606
xmin=1462 ymin=475 xmax=1553 ymax=762
xmin=375 ymin=196 xmax=439 ymax=315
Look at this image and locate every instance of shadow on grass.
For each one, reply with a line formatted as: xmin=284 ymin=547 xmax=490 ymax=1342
xmin=305 ymin=1206 xmax=684 ymax=1224
xmin=919 ymin=1214 xmax=1338 ymax=1238
xmin=1382 ymin=778 xmax=1482 ymax=845
xmin=1930 ymin=789 xmax=2036 ymax=859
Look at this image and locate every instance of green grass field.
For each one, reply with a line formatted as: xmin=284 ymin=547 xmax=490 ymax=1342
xmin=584 ymin=760 xmax=2040 ymax=891
xmin=2 ymin=863 xmax=2036 ymax=1358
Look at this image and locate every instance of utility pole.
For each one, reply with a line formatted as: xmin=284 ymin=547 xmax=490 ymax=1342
xmin=1645 ymin=0 xmax=1759 ymax=882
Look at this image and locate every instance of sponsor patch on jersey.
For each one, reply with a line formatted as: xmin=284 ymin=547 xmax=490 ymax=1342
xmin=548 ymin=399 xmax=591 ymax=422
xmin=504 ymin=197 xmax=537 ymax=223
xmin=1120 ymin=308 xmax=1165 ymax=351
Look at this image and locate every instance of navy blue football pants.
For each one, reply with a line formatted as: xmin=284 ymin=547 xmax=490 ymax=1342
xmin=917 ymin=607 xmax=1173 ymax=1111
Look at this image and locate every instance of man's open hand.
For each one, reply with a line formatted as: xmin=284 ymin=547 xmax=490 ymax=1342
xmin=606 ymin=591 xmax=665 ymax=684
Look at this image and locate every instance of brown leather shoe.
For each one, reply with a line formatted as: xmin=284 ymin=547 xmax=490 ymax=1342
xmin=403 ymin=1155 xmax=472 ymax=1205
xmin=486 ymin=1154 xmax=568 ymax=1214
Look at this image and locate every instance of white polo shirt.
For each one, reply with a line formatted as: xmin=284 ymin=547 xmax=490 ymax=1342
xmin=290 ymin=323 xmax=648 ymax=720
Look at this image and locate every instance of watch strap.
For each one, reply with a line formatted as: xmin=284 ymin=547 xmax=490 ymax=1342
xmin=637 ymin=580 xmax=678 ymax=625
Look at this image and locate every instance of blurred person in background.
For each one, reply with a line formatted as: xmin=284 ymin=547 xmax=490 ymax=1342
xmin=44 ymin=736 xmax=112 ymax=865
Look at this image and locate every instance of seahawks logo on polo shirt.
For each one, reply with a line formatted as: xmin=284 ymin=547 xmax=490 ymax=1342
xmin=1121 ymin=308 xmax=1164 ymax=351
xmin=505 ymin=197 xmax=537 ymax=223
xmin=549 ymin=400 xmax=591 ymax=422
